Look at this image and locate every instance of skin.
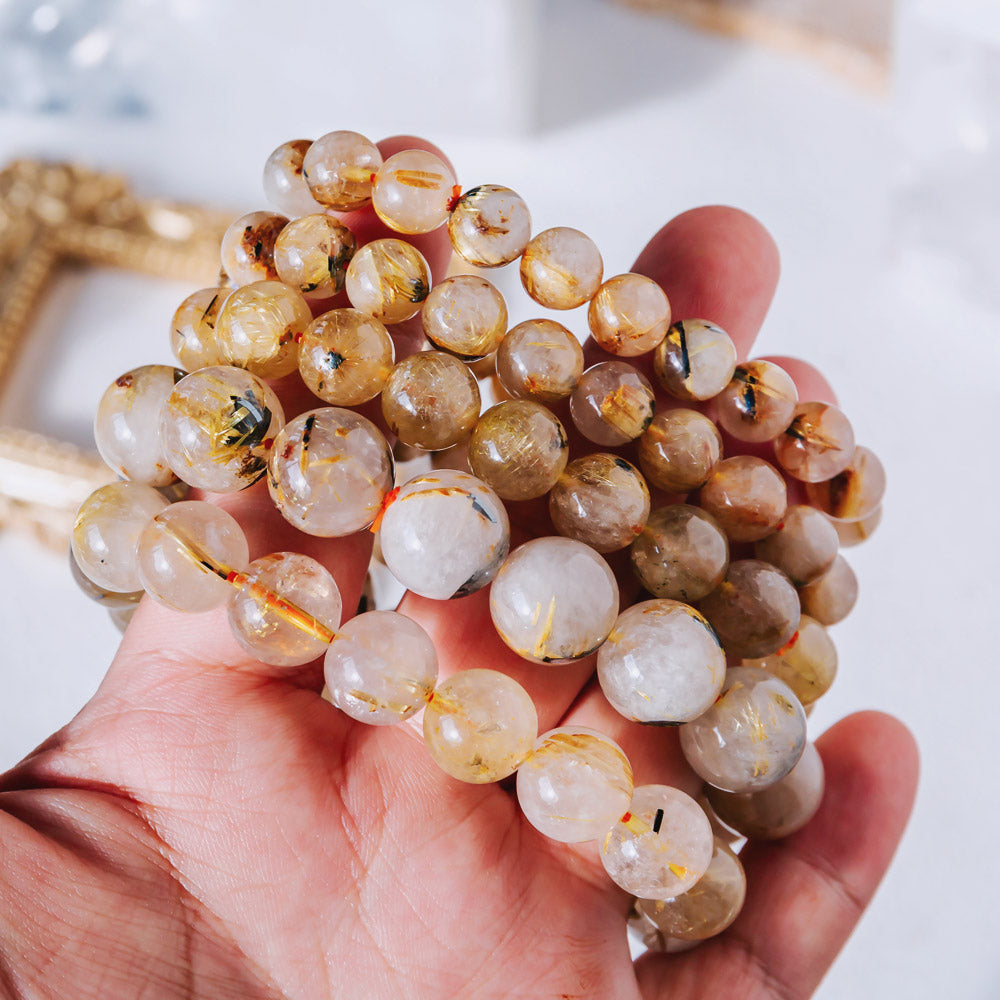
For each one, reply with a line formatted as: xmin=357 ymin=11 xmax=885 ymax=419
xmin=0 ymin=137 xmax=918 ymax=1000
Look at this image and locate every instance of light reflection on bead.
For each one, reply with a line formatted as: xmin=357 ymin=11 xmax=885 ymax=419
xmin=520 ymin=227 xmax=603 ymax=310
xmin=587 ymin=273 xmax=671 ymax=357
xmin=262 ymin=139 xmax=323 ymax=217
xmin=220 ymin=211 xmax=287 ymax=286
xmin=421 ymin=275 xmax=508 ymax=360
xmin=744 ymin=614 xmax=837 ymax=706
xmin=638 ymin=408 xmax=722 ymax=494
xmin=570 ymin=361 xmax=656 ymax=447
xmin=346 ymin=238 xmax=431 ymax=324
xmin=773 ymin=401 xmax=855 ymax=483
xmin=448 ymin=184 xmax=531 ymax=267
xmin=495 ymin=319 xmax=584 ymax=402
xmin=274 ymin=213 xmax=356 ymax=299
xmin=653 ymin=320 xmax=737 ymax=402
xmin=303 ymin=130 xmax=382 ymax=211
xmin=373 ymin=148 xmax=457 ymax=234
xmin=170 ymin=287 xmax=229 ymax=372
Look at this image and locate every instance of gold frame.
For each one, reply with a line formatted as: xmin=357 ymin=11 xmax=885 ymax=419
xmin=0 ymin=160 xmax=231 ymax=548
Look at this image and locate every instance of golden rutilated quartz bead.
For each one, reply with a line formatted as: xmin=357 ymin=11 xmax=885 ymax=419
xmin=773 ymin=401 xmax=856 ymax=483
xmin=587 ymin=273 xmax=671 ymax=357
xmin=262 ymin=139 xmax=322 ymax=217
xmin=520 ymin=227 xmax=603 ymax=310
xmin=715 ymin=360 xmax=798 ymax=443
xmin=654 ymin=320 xmax=737 ymax=402
xmin=422 ymin=275 xmax=508 ymax=361
xmin=495 ymin=319 xmax=584 ymax=402
xmin=804 ymin=445 xmax=886 ymax=523
xmin=273 ymin=213 xmax=356 ymax=299
xmin=754 ymin=504 xmax=838 ymax=586
xmin=170 ymin=287 xmax=230 ymax=372
xmin=302 ymin=130 xmax=382 ymax=211
xmin=372 ymin=148 xmax=457 ymax=235
xmin=448 ymin=184 xmax=531 ymax=267
xmin=699 ymin=455 xmax=788 ymax=544
xmin=569 ymin=361 xmax=656 ymax=447
xmin=220 ymin=211 xmax=287 ymax=286
xmin=638 ymin=408 xmax=723 ymax=494
xmin=345 ymin=238 xmax=431 ymax=324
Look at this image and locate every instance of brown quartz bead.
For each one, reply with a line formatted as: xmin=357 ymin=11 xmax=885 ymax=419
xmin=699 ymin=455 xmax=787 ymax=543
xmin=653 ymin=320 xmax=737 ymax=402
xmin=798 ymin=554 xmax=858 ymax=625
xmin=382 ymin=351 xmax=481 ymax=451
xmin=744 ymin=614 xmax=837 ymax=706
xmin=587 ymin=273 xmax=671 ymax=357
xmin=804 ymin=445 xmax=886 ymax=523
xmin=422 ymin=274 xmax=508 ymax=360
xmin=715 ymin=360 xmax=798 ymax=443
xmin=833 ymin=505 xmax=883 ymax=546
xmin=698 ymin=559 xmax=800 ymax=659
xmin=570 ymin=361 xmax=656 ymax=447
xmin=495 ymin=319 xmax=584 ymax=402
xmin=520 ymin=227 xmax=603 ymax=309
xmin=220 ymin=211 xmax=287 ymax=286
xmin=638 ymin=409 xmax=722 ymax=494
xmin=630 ymin=504 xmax=729 ymax=603
xmin=754 ymin=504 xmax=838 ymax=586
xmin=273 ymin=213 xmax=356 ymax=299
xmin=467 ymin=400 xmax=568 ymax=501
xmin=549 ymin=454 xmax=650 ymax=553
xmin=773 ymin=401 xmax=855 ymax=483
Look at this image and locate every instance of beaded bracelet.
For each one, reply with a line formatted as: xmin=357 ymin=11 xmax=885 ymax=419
xmin=69 ymin=129 xmax=886 ymax=949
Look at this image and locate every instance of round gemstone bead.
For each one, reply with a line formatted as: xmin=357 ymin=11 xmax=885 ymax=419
xmin=570 ymin=361 xmax=656 ymax=447
xmin=137 ymin=500 xmax=249 ymax=613
xmin=630 ymin=504 xmax=729 ymax=603
xmin=268 ymin=407 xmax=393 ymax=537
xmin=160 ymin=366 xmax=284 ymax=493
xmin=220 ymin=211 xmax=287 ymax=286
xmin=372 ymin=148 xmax=457 ymax=234
xmin=170 ymin=287 xmax=229 ymax=372
xmin=447 ymin=184 xmax=531 ymax=267
xmin=378 ymin=470 xmax=509 ymax=599
xmin=715 ymin=360 xmax=798 ymax=443
xmin=587 ymin=273 xmax=671 ymax=357
xmin=598 ymin=599 xmax=726 ymax=724
xmin=227 ymin=552 xmax=342 ymax=667
xmin=302 ymin=130 xmax=382 ymax=211
xmin=324 ymin=611 xmax=438 ymax=725
xmin=71 ymin=481 xmax=170 ymax=592
xmin=635 ymin=838 xmax=746 ymax=942
xmin=833 ymin=505 xmax=883 ymax=547
xmin=520 ymin=227 xmax=603 ymax=309
xmin=798 ymin=554 xmax=858 ymax=625
xmin=423 ymin=668 xmax=537 ymax=783
xmin=744 ymin=614 xmax=837 ymax=707
xmin=495 ymin=319 xmax=584 ymax=402
xmin=381 ymin=351 xmax=480 ymax=451
xmin=467 ymin=400 xmax=568 ymax=501
xmin=298 ymin=308 xmax=394 ymax=406
xmin=698 ymin=559 xmax=800 ymax=659
xmin=653 ymin=320 xmax=737 ymax=402
xmin=773 ymin=401 xmax=856 ymax=483
xmin=214 ymin=280 xmax=310 ymax=379
xmin=489 ymin=537 xmax=619 ymax=663
xmin=601 ymin=785 xmax=714 ymax=898
xmin=516 ymin=727 xmax=633 ymax=843
xmin=804 ymin=445 xmax=886 ymax=523
xmin=262 ymin=139 xmax=323 ymax=217
xmin=345 ymin=238 xmax=431 ymax=324
xmin=638 ymin=408 xmax=722 ymax=494
xmin=549 ymin=453 xmax=650 ymax=553
xmin=69 ymin=547 xmax=143 ymax=610
xmin=754 ymin=504 xmax=839 ymax=586
xmin=94 ymin=365 xmax=185 ymax=486
xmin=421 ymin=275 xmax=508 ymax=360
xmin=705 ymin=740 xmax=824 ymax=839
xmin=679 ymin=666 xmax=807 ymax=793
xmin=699 ymin=455 xmax=788 ymax=543
xmin=273 ymin=213 xmax=356 ymax=299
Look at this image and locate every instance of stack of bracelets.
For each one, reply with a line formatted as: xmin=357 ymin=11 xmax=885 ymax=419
xmin=68 ymin=129 xmax=886 ymax=950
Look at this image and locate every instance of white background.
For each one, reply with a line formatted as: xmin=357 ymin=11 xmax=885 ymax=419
xmin=1 ymin=0 xmax=998 ymax=996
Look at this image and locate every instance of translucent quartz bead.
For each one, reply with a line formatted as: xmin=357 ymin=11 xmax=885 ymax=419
xmin=273 ymin=213 xmax=356 ymax=299
xmin=754 ymin=504 xmax=838 ymax=586
xmin=570 ymin=361 xmax=656 ymax=447
xmin=706 ymin=740 xmax=824 ymax=839
xmin=381 ymin=351 xmax=481 ymax=451
xmin=653 ymin=320 xmax=737 ymax=402
xmin=744 ymin=614 xmax=837 ymax=707
xmin=69 ymin=547 xmax=143 ymax=609
xmin=495 ymin=319 xmax=584 ymax=402
xmin=227 ymin=552 xmax=342 ymax=667
xmin=262 ymin=139 xmax=323 ymax=217
xmin=773 ymin=401 xmax=856 ymax=483
xmin=94 ymin=365 xmax=185 ymax=486
xmin=598 ymin=599 xmax=726 ymax=724
xmin=804 ymin=445 xmax=886 ymax=523
xmin=549 ymin=454 xmax=650 ymax=553
xmin=298 ymin=308 xmax=394 ymax=407
xmin=372 ymin=148 xmax=457 ymax=234
xmin=268 ymin=407 xmax=393 ymax=537
xmin=798 ymin=554 xmax=858 ymax=625
xmin=698 ymin=559 xmax=800 ymax=659
xmin=587 ymin=273 xmax=671 ymax=357
xmin=601 ymin=784 xmax=713 ymax=897
xmin=324 ymin=611 xmax=438 ymax=725
xmin=302 ymin=130 xmax=382 ymax=211
xmin=520 ymin=227 xmax=603 ymax=310
xmin=423 ymin=668 xmax=537 ymax=783
xmin=214 ymin=280 xmax=309 ymax=379
xmin=638 ymin=408 xmax=722 ymax=494
xmin=833 ymin=505 xmax=883 ymax=546
xmin=630 ymin=505 xmax=729 ymax=603
xmin=715 ymin=360 xmax=798 ymax=443
xmin=421 ymin=275 xmax=508 ymax=360
xmin=679 ymin=666 xmax=807 ymax=793
xmin=448 ymin=184 xmax=532 ymax=267
xmin=516 ymin=727 xmax=633 ymax=843
xmin=635 ymin=838 xmax=746 ymax=941
xmin=467 ymin=400 xmax=568 ymax=501
xmin=136 ymin=500 xmax=249 ymax=613
xmin=71 ymin=481 xmax=169 ymax=592
xmin=378 ymin=470 xmax=509 ymax=599
xmin=489 ymin=536 xmax=619 ymax=663
xmin=170 ymin=287 xmax=229 ymax=371
xmin=345 ymin=238 xmax=431 ymax=324
xmin=699 ymin=455 xmax=787 ymax=543
xmin=219 ymin=211 xmax=287 ymax=286
xmin=160 ymin=366 xmax=284 ymax=492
